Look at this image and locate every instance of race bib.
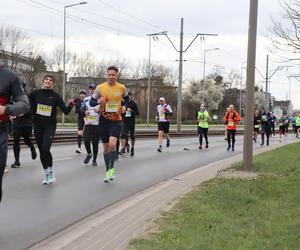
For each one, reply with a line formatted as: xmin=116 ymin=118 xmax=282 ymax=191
xmin=228 ymin=121 xmax=234 ymax=127
xmin=279 ymin=122 xmax=283 ymax=126
xmin=105 ymin=103 xmax=119 ymax=113
xmin=37 ymin=104 xmax=52 ymax=117
xmin=254 ymin=124 xmax=260 ymax=128
xmin=159 ymin=112 xmax=166 ymax=119
xmin=125 ymin=111 xmax=132 ymax=117
xmin=86 ymin=115 xmax=97 ymax=122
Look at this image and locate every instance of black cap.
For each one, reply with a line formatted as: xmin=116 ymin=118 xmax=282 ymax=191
xmin=89 ymin=83 xmax=96 ymax=89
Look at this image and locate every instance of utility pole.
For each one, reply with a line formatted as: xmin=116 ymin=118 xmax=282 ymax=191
xmin=158 ymin=18 xmax=218 ymax=132
xmin=265 ymin=54 xmax=269 ymax=111
xmin=177 ymin=18 xmax=184 ymax=133
xmin=243 ymin=0 xmax=258 ymax=171
xmin=203 ymin=48 xmax=219 ymax=80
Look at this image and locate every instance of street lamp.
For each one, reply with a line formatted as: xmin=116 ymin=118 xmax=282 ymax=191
xmin=146 ymin=31 xmax=167 ymax=127
xmin=203 ymin=48 xmax=219 ymax=80
xmin=62 ymin=1 xmax=87 ymax=125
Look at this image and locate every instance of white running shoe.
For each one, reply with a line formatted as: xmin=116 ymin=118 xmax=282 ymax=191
xmin=76 ymin=148 xmax=82 ymax=154
xmin=42 ymin=174 xmax=49 ymax=185
xmin=4 ymin=166 xmax=9 ymax=173
xmin=48 ymin=172 xmax=56 ymax=184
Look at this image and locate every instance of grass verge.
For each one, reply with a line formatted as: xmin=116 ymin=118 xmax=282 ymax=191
xmin=130 ymin=142 xmax=300 ymax=250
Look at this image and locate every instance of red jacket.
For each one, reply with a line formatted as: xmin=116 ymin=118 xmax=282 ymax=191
xmin=224 ymin=110 xmax=240 ymax=130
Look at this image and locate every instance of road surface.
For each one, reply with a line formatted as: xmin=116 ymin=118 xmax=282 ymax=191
xmin=0 ymin=135 xmax=298 ymax=250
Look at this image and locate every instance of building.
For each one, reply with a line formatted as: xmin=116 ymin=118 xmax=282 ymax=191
xmin=273 ymin=100 xmax=293 ymax=116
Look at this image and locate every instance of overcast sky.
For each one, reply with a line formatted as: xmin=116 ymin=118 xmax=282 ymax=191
xmin=2 ymin=0 xmax=300 ymax=109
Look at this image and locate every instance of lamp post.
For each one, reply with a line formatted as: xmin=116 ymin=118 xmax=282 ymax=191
xmin=62 ymin=1 xmax=87 ymax=125
xmin=146 ymin=31 xmax=167 ymax=127
xmin=203 ymin=48 xmax=219 ymax=80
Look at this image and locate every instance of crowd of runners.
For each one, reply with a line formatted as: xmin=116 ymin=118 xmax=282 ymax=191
xmin=1 ymin=64 xmax=300 ymax=202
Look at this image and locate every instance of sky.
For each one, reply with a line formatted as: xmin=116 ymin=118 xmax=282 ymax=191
xmin=2 ymin=0 xmax=300 ymax=109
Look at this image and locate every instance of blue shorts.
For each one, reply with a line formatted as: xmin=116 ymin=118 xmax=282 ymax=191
xmin=99 ymin=116 xmax=122 ymax=143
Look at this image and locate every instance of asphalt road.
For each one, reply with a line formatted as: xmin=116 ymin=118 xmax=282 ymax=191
xmin=0 ymin=135 xmax=298 ymax=250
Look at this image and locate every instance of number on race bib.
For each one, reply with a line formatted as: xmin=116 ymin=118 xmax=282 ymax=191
xmin=125 ymin=111 xmax=132 ymax=117
xmin=37 ymin=104 xmax=52 ymax=117
xmin=228 ymin=121 xmax=234 ymax=127
xmin=159 ymin=113 xmax=165 ymax=119
xmin=105 ymin=103 xmax=119 ymax=113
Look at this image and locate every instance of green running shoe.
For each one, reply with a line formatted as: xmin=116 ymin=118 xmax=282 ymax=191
xmin=42 ymin=174 xmax=49 ymax=185
xmin=104 ymin=171 xmax=111 ymax=183
xmin=48 ymin=171 xmax=56 ymax=184
xmin=110 ymin=168 xmax=116 ymax=181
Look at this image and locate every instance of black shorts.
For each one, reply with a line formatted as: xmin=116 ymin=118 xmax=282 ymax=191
xmin=12 ymin=126 xmax=33 ymax=138
xmin=99 ymin=116 xmax=122 ymax=143
xmin=279 ymin=126 xmax=285 ymax=134
xmin=120 ymin=121 xmax=136 ymax=140
xmin=83 ymin=125 xmax=101 ymax=140
xmin=158 ymin=122 xmax=170 ymax=134
xmin=253 ymin=128 xmax=260 ymax=132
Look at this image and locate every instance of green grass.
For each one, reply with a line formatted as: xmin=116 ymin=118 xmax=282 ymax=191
xmin=130 ymin=143 xmax=300 ymax=250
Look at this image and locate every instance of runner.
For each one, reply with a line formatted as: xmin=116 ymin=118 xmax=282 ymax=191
xmin=197 ymin=104 xmax=209 ymax=149
xmin=291 ymin=114 xmax=296 ymax=135
xmin=253 ymin=109 xmax=261 ymax=143
xmin=82 ymin=84 xmax=101 ymax=166
xmin=270 ymin=112 xmax=276 ymax=136
xmin=0 ymin=64 xmax=30 ymax=202
xmin=260 ymin=110 xmax=272 ymax=146
xmin=120 ymin=92 xmax=139 ymax=156
xmin=278 ymin=114 xmax=287 ymax=142
xmin=90 ymin=66 xmax=127 ymax=183
xmin=295 ymin=113 xmax=300 ymax=138
xmin=75 ymin=89 xmax=86 ymax=154
xmin=11 ymin=81 xmax=37 ymax=168
xmin=29 ymin=74 xmax=75 ymax=185
xmin=223 ymin=104 xmax=240 ymax=151
xmin=156 ymin=97 xmax=173 ymax=153
xmin=224 ymin=107 xmax=230 ymax=141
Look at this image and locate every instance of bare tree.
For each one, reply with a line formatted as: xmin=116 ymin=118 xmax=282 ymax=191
xmin=270 ymin=0 xmax=300 ymax=60
xmin=0 ymin=26 xmax=33 ymax=72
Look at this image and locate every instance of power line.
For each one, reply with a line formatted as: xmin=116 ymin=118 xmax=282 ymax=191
xmin=17 ymin=0 xmax=144 ymax=37
xmin=43 ymin=0 xmax=160 ymax=33
xmin=94 ymin=0 xmax=169 ymax=32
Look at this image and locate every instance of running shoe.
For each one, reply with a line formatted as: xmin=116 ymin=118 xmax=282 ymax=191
xmin=48 ymin=171 xmax=56 ymax=184
xmin=42 ymin=174 xmax=49 ymax=185
xmin=76 ymin=148 xmax=82 ymax=154
xmin=205 ymin=144 xmax=209 ymax=149
xmin=110 ymin=168 xmax=116 ymax=181
xmin=126 ymin=144 xmax=130 ymax=154
xmin=130 ymin=147 xmax=134 ymax=156
xmin=232 ymin=147 xmax=235 ymax=152
xmin=11 ymin=162 xmax=21 ymax=168
xmin=199 ymin=145 xmax=202 ymax=150
xmin=120 ymin=148 xmax=126 ymax=155
xmin=4 ymin=166 xmax=9 ymax=173
xmin=92 ymin=160 xmax=97 ymax=167
xmin=104 ymin=171 xmax=110 ymax=183
xmin=227 ymin=146 xmax=231 ymax=151
xmin=84 ymin=154 xmax=92 ymax=164
xmin=166 ymin=140 xmax=170 ymax=147
xmin=157 ymin=146 xmax=162 ymax=152
xmin=31 ymin=148 xmax=37 ymax=160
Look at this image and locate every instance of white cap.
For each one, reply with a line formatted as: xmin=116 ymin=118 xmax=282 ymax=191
xmin=159 ymin=97 xmax=165 ymax=101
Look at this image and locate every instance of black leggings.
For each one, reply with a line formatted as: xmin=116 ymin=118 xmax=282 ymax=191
xmin=34 ymin=124 xmax=56 ymax=170
xmin=227 ymin=130 xmax=236 ymax=148
xmin=84 ymin=125 xmax=100 ymax=160
xmin=198 ymin=127 xmax=208 ymax=145
xmin=0 ymin=125 xmax=9 ymax=202
xmin=121 ymin=121 xmax=136 ymax=145
xmin=12 ymin=126 xmax=35 ymax=163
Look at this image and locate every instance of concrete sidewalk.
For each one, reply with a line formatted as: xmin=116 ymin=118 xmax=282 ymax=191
xmin=28 ymin=141 xmax=293 ymax=250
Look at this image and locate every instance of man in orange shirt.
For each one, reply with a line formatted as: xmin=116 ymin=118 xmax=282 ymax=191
xmin=90 ymin=66 xmax=127 ymax=182
xmin=224 ymin=104 xmax=240 ymax=151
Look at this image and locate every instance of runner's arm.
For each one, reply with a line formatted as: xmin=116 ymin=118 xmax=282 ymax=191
xmin=90 ymin=88 xmax=100 ymax=107
xmin=57 ymin=94 xmax=73 ymax=115
xmin=5 ymin=76 xmax=30 ymax=116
